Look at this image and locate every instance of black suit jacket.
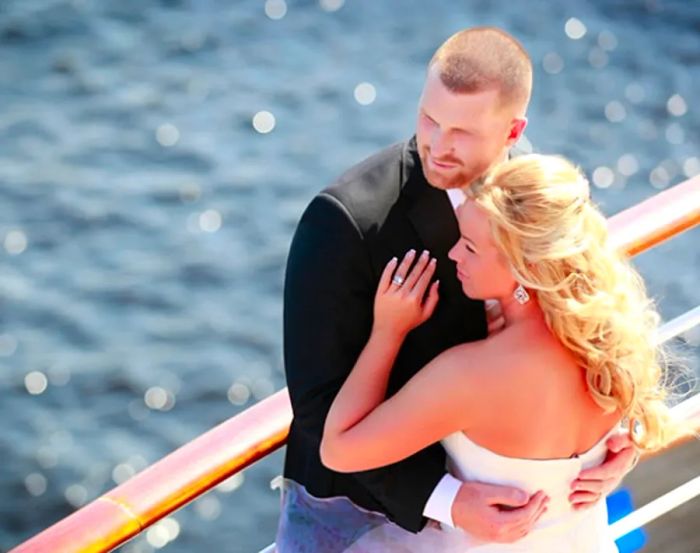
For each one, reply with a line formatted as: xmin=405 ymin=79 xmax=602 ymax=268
xmin=282 ymin=136 xmax=488 ymax=532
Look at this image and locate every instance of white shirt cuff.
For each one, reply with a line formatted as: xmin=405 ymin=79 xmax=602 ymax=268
xmin=422 ymin=473 xmax=462 ymax=528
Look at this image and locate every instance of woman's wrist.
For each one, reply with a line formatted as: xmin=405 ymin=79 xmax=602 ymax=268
xmin=370 ymin=324 xmax=406 ymax=348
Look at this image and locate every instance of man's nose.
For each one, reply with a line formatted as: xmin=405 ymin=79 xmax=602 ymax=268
xmin=430 ymin=129 xmax=453 ymax=158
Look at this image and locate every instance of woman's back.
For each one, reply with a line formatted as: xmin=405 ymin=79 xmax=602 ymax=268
xmin=426 ymin=320 xmax=623 ymax=551
xmin=460 ymin=318 xmax=622 ymax=462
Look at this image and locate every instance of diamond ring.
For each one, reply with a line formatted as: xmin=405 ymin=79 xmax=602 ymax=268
xmin=392 ymin=275 xmax=405 ymax=287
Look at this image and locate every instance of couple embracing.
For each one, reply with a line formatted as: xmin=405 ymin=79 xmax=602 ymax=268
xmin=274 ymin=27 xmax=681 ymax=552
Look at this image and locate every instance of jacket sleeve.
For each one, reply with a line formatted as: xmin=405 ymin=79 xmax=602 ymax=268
xmin=283 ymin=192 xmax=449 ymax=532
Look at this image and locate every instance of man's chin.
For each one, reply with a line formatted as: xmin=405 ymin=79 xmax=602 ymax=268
xmin=423 ymin=167 xmax=467 ymax=190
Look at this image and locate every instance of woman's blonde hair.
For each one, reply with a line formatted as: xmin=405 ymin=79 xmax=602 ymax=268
xmin=467 ymin=154 xmax=686 ymax=451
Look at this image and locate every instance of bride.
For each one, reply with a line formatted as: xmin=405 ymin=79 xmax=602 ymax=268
xmin=319 ymin=154 xmax=683 ymax=552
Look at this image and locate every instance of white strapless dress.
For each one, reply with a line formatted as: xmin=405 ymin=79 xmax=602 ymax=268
xmin=274 ymin=429 xmax=621 ymax=552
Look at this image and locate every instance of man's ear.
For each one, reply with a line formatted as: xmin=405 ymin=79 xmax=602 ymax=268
xmin=506 ymin=117 xmax=528 ymax=146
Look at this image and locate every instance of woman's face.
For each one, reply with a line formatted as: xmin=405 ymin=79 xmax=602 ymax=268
xmin=448 ymin=199 xmax=517 ymax=300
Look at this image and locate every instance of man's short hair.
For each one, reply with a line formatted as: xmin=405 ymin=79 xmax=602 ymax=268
xmin=429 ymin=27 xmax=533 ymax=113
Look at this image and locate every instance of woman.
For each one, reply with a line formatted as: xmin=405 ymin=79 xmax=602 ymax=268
xmin=318 ymin=154 xmax=683 ymax=551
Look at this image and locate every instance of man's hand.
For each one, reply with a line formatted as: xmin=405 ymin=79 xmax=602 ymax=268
xmin=569 ymin=431 xmax=639 ymax=510
xmin=451 ymin=482 xmax=549 ymax=543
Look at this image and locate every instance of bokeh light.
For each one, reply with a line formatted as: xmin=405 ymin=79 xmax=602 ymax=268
xmin=253 ymin=111 xmax=276 ymax=133
xmin=565 ymin=18 xmax=587 ymax=40
xmin=354 ymin=82 xmax=377 ymax=105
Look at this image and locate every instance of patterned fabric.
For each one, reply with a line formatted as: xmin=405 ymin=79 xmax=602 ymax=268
xmin=272 ymin=476 xmax=394 ymax=552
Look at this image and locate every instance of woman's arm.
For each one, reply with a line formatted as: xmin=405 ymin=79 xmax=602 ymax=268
xmin=321 ymin=250 xmax=486 ymax=472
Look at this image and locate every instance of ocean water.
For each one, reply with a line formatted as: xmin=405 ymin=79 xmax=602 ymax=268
xmin=0 ymin=0 xmax=698 ymax=552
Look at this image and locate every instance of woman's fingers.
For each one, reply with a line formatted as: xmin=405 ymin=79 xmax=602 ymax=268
xmin=378 ymin=257 xmax=398 ymax=294
xmin=390 ymin=249 xmax=416 ymax=289
xmin=402 ymin=250 xmax=430 ymax=290
xmin=411 ymin=256 xmax=436 ymax=297
xmin=421 ymin=280 xmax=440 ymax=320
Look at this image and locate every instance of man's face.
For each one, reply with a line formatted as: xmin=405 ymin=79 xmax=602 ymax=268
xmin=415 ymin=66 xmax=521 ymax=190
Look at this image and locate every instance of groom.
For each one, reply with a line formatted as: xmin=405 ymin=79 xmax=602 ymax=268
xmin=280 ymin=27 xmax=637 ymax=546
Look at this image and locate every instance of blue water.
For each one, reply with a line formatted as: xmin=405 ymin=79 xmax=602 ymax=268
xmin=1 ymin=1 xmax=698 ymax=551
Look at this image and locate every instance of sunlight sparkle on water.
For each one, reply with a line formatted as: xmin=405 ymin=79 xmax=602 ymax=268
xmin=253 ymin=111 xmax=276 ymax=133
xmin=650 ymin=165 xmax=671 ymax=189
xmin=542 ymin=52 xmax=564 ymax=74
xmin=25 ymin=371 xmax=48 ymax=395
xmin=665 ymin=123 xmax=685 ymax=145
xmin=320 ymin=0 xmax=345 ymax=12
xmin=25 ymin=473 xmax=47 ymax=496
xmin=195 ymin=495 xmax=222 ymax=521
xmin=605 ymin=101 xmax=626 ymax=123
xmin=144 ymin=386 xmax=175 ymax=411
xmin=217 ymin=472 xmax=245 ymax=493
xmin=667 ymin=94 xmax=687 ymax=117
xmin=5 ymin=230 xmax=28 ymax=255
xmin=65 ymin=483 xmax=88 ymax=507
xmin=354 ymin=82 xmax=376 ymax=105
xmin=598 ymin=30 xmax=618 ymax=51
xmin=112 ymin=463 xmax=137 ymax=484
xmin=227 ymin=382 xmax=251 ymax=405
xmin=199 ymin=209 xmax=222 ymax=233
xmin=565 ymin=18 xmax=587 ymax=40
xmin=588 ymin=47 xmax=608 ymax=69
xmin=592 ymin=166 xmax=614 ymax=189
xmin=0 ymin=334 xmax=18 ymax=357
xmin=265 ymin=0 xmax=287 ymax=20
xmin=683 ymin=157 xmax=700 ymax=178
xmin=617 ymin=154 xmax=639 ymax=177
xmin=156 ymin=123 xmax=180 ymax=147
xmin=625 ymin=83 xmax=645 ymax=104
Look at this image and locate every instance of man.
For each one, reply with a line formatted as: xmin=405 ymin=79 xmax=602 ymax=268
xmin=279 ymin=27 xmax=637 ymax=548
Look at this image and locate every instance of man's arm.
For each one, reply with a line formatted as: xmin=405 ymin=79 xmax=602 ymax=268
xmin=284 ymin=193 xmax=448 ymax=532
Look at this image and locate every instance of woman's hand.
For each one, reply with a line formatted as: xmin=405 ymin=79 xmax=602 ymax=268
xmin=373 ymin=249 xmax=440 ymax=339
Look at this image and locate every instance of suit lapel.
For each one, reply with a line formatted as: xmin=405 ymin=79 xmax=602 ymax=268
xmin=401 ymin=139 xmax=463 ymax=299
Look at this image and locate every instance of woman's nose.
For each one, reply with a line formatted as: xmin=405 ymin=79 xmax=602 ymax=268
xmin=448 ymin=242 xmax=460 ymax=263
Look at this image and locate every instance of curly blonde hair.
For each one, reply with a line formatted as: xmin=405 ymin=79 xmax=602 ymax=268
xmin=466 ymin=154 xmax=686 ymax=451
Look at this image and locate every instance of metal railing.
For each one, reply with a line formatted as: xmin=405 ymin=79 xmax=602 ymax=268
xmin=11 ymin=174 xmax=700 ymax=553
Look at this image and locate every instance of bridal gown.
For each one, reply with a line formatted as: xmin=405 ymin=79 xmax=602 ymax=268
xmin=274 ymin=428 xmax=621 ymax=552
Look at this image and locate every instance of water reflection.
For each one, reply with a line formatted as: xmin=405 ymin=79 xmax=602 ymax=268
xmin=617 ymin=154 xmax=639 ymax=177
xmin=667 ymin=94 xmax=687 ymax=117
xmin=253 ymin=110 xmax=276 ymax=134
xmin=683 ymin=157 xmax=700 ymax=178
xmin=264 ymin=0 xmax=287 ymax=21
xmin=25 ymin=371 xmax=48 ymax=395
xmin=565 ymin=17 xmax=587 ymax=40
xmin=156 ymin=124 xmax=180 ymax=147
xmin=542 ymin=52 xmax=564 ymax=74
xmin=4 ymin=230 xmax=28 ymax=255
xmin=592 ymin=166 xmax=615 ymax=189
xmin=354 ymin=82 xmax=377 ymax=105
xmin=598 ymin=30 xmax=618 ymax=51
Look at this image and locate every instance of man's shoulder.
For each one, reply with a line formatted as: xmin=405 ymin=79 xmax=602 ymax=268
xmin=318 ymin=140 xmax=412 ymax=229
xmin=330 ymin=140 xmax=406 ymax=190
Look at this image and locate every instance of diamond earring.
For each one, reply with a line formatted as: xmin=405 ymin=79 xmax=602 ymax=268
xmin=513 ymin=284 xmax=530 ymax=305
